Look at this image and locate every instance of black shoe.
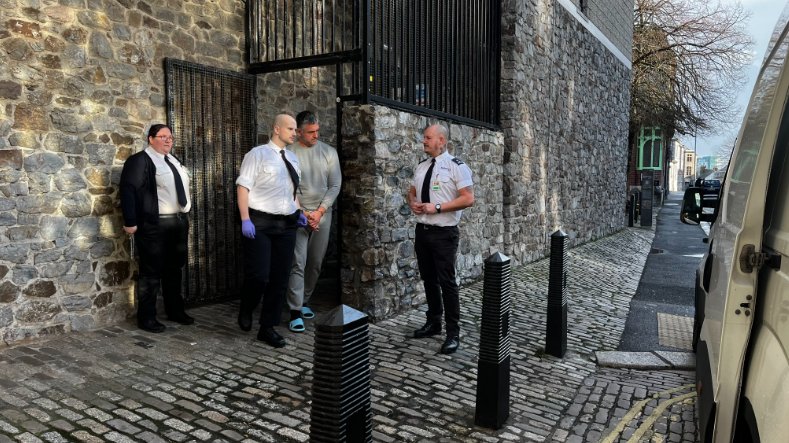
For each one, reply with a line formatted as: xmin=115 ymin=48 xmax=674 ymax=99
xmin=440 ymin=335 xmax=460 ymax=354
xmin=138 ymin=319 xmax=166 ymax=333
xmin=413 ymin=322 xmax=441 ymax=338
xmin=257 ymin=327 xmax=286 ymax=348
xmin=238 ymin=310 xmax=252 ymax=332
xmin=168 ymin=312 xmax=194 ymax=325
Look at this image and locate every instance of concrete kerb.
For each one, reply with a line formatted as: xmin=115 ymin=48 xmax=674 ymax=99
xmin=595 ymin=350 xmax=696 ymax=370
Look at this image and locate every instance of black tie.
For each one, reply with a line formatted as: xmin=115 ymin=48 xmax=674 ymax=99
xmin=164 ymin=156 xmax=187 ymax=207
xmin=421 ymin=159 xmax=435 ymax=204
xmin=280 ymin=150 xmax=299 ymax=200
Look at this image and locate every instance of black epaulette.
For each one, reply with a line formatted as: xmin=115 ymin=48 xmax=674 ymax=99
xmin=451 ymin=157 xmax=465 ymax=165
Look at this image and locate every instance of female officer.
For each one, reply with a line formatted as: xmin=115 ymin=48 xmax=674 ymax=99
xmin=119 ymin=124 xmax=193 ymax=332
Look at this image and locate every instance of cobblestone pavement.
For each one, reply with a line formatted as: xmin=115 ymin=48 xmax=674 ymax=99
xmin=0 ymin=220 xmax=699 ymax=442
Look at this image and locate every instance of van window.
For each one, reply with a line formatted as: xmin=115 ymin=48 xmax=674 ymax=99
xmin=726 ymin=52 xmax=788 ymax=226
xmin=763 ymin=101 xmax=789 ymax=240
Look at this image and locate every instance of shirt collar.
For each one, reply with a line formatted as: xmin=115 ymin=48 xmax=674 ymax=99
xmin=146 ymin=146 xmax=166 ymax=160
xmin=435 ymin=152 xmax=450 ymax=162
xmin=267 ymin=141 xmax=285 ymax=153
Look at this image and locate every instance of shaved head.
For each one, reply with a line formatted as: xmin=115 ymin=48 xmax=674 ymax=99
xmin=423 ymin=124 xmax=449 ymax=158
xmin=428 ymin=124 xmax=448 ymax=141
xmin=271 ymin=113 xmax=297 ymax=147
xmin=273 ymin=113 xmax=295 ymax=130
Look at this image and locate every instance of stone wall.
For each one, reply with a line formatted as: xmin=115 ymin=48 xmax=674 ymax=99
xmin=0 ymin=0 xmax=633 ymax=341
xmin=339 ymin=104 xmax=505 ymax=320
xmin=256 ymin=66 xmax=340 ymax=145
xmin=564 ymin=0 xmax=633 ymax=60
xmin=500 ymin=0 xmax=631 ymax=266
xmin=0 ymin=0 xmax=247 ymax=346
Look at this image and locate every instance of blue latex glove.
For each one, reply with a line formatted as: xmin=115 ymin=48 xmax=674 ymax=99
xmin=241 ymin=219 xmax=255 ymax=239
xmin=297 ymin=213 xmax=308 ymax=227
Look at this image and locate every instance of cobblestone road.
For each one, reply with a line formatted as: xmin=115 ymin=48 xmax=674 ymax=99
xmin=0 ymin=219 xmax=699 ymax=443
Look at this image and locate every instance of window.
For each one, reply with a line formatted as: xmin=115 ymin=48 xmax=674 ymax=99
xmin=686 ymin=166 xmax=692 ymax=176
xmin=638 ymin=126 xmax=664 ymax=169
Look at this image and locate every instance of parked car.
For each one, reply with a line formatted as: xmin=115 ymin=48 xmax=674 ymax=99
xmin=702 ymin=179 xmax=720 ymax=195
xmin=680 ymin=5 xmax=789 ymax=442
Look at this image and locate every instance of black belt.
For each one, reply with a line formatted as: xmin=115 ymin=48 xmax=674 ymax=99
xmin=417 ymin=223 xmax=457 ymax=231
xmin=159 ymin=213 xmax=188 ymax=219
xmin=249 ymin=208 xmax=290 ymax=220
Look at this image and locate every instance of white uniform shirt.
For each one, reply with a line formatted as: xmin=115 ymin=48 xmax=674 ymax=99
xmin=412 ymin=152 xmax=473 ymax=227
xmin=236 ymin=142 xmax=301 ymax=215
xmin=145 ymin=147 xmax=191 ymax=214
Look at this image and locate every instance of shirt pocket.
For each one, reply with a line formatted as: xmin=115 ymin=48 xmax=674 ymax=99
xmin=261 ymin=161 xmax=277 ymax=175
xmin=438 ymin=174 xmax=452 ymax=186
xmin=155 ymin=165 xmax=172 ymax=177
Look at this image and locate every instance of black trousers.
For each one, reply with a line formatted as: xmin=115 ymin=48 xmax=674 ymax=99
xmin=135 ymin=215 xmax=189 ymax=322
xmin=414 ymin=223 xmax=461 ymax=335
xmin=240 ymin=214 xmax=298 ymax=327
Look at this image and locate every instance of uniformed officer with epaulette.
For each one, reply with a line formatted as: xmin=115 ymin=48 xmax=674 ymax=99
xmin=408 ymin=124 xmax=474 ymax=354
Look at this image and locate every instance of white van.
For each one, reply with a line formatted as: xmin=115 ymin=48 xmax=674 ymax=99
xmin=680 ymin=5 xmax=789 ymax=442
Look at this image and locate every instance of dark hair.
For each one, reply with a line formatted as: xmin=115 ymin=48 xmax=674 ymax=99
xmin=296 ymin=111 xmax=319 ymax=128
xmin=148 ymin=124 xmax=171 ymax=140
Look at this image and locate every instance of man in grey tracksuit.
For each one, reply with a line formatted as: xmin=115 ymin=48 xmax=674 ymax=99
xmin=285 ymin=111 xmax=341 ymax=331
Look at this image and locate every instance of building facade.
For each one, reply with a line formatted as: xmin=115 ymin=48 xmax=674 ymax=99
xmin=668 ymin=139 xmax=687 ymax=192
xmin=0 ymin=0 xmax=634 ymax=344
xmin=627 ymin=126 xmax=669 ymax=192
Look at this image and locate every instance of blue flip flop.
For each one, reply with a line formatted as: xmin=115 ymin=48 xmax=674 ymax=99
xmin=289 ymin=318 xmax=305 ymax=333
xmin=302 ymin=307 xmax=315 ymax=319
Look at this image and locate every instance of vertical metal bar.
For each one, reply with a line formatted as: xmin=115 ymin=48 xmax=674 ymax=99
xmin=293 ymin=0 xmax=297 ymax=58
xmin=343 ymin=0 xmax=346 ymax=51
xmin=274 ymin=0 xmax=279 ymax=60
xmin=475 ymin=0 xmax=480 ymax=121
xmin=386 ymin=0 xmax=390 ymax=99
xmin=422 ymin=0 xmax=435 ymax=108
xmin=332 ymin=0 xmax=336 ymax=52
xmin=394 ymin=0 xmax=398 ymax=101
xmin=421 ymin=0 xmax=426 ymax=106
xmin=302 ymin=0 xmax=306 ymax=56
xmin=259 ymin=0 xmax=264 ymax=61
xmin=312 ymin=0 xmax=316 ymax=56
xmin=334 ymin=61 xmax=345 ymax=307
xmin=284 ymin=0 xmax=288 ymax=59
xmin=362 ymin=0 xmax=370 ymax=103
xmin=493 ymin=2 xmax=501 ymax=124
xmin=322 ymin=0 xmax=325 ymax=53
xmin=408 ymin=0 xmax=413 ymax=104
xmin=449 ymin=0 xmax=455 ymax=115
xmin=460 ymin=0 xmax=465 ymax=117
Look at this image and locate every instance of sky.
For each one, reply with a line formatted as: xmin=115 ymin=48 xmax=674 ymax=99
xmin=678 ymin=0 xmax=787 ymax=158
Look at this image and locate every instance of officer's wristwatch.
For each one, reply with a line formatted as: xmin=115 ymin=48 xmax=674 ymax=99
xmin=435 ymin=204 xmax=441 ymax=214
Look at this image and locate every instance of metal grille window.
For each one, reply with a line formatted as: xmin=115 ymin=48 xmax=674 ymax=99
xmin=247 ymin=0 xmax=500 ymax=128
xmin=638 ymin=126 xmax=663 ymax=170
xmin=166 ymin=59 xmax=257 ymax=303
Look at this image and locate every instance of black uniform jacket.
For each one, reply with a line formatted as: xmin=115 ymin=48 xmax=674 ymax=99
xmin=120 ymin=151 xmax=159 ymax=228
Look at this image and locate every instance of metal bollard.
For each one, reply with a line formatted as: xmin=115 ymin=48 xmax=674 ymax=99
xmin=309 ymin=305 xmax=372 ymax=443
xmin=628 ymin=194 xmax=635 ymax=227
xmin=546 ymin=230 xmax=568 ymax=358
xmin=475 ymin=252 xmax=512 ymax=429
xmin=635 ymin=192 xmax=641 ymax=222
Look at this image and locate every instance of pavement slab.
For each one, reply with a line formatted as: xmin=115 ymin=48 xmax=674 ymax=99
xmin=0 ymin=213 xmax=698 ymax=442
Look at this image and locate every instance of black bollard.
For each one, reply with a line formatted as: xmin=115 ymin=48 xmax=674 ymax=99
xmin=310 ymin=305 xmax=372 ymax=443
xmin=475 ymin=252 xmax=511 ymax=429
xmin=546 ymin=230 xmax=568 ymax=358
xmin=628 ymin=194 xmax=635 ymax=227
xmin=635 ymin=192 xmax=641 ymax=222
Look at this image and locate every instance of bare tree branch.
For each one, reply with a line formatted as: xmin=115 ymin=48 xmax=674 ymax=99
xmin=631 ymin=0 xmax=755 ymax=137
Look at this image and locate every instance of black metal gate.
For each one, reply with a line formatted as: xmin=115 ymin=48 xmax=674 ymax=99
xmin=165 ymin=58 xmax=258 ymax=304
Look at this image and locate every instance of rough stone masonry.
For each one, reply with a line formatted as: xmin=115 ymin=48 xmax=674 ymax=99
xmin=0 ymin=0 xmax=633 ymax=343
